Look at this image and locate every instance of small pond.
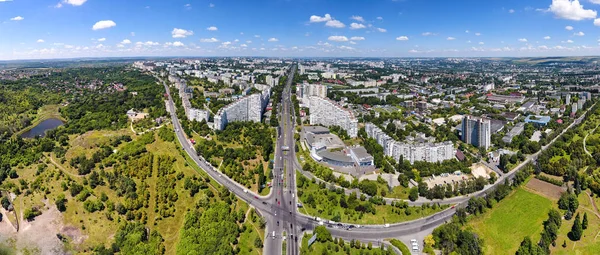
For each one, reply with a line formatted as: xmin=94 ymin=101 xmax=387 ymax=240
xmin=21 ymin=118 xmax=64 ymax=138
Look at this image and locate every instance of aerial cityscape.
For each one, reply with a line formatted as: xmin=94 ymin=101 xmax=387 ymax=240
xmin=2 ymin=0 xmax=600 ymax=255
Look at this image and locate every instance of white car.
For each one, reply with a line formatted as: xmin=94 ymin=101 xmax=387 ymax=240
xmin=384 ymin=224 xmax=390 ymax=228
xmin=410 ymin=239 xmax=418 ymax=245
xmin=412 ymin=244 xmax=419 ymax=252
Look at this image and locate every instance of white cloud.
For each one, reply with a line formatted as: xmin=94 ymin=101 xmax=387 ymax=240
xmin=376 ymin=16 xmax=383 ymax=20
xmin=246 ymin=40 xmax=252 ymax=44
xmin=240 ymin=44 xmax=248 ymax=47
xmin=565 ymin=25 xmax=574 ymax=30
xmin=268 ymin=38 xmax=279 ymax=42
xmin=567 ymin=39 xmax=574 ymax=43
xmin=467 ymin=40 xmax=472 ymax=43
xmin=206 ymin=26 xmax=218 ymax=31
xmin=121 ymin=39 xmax=131 ymax=44
xmin=98 ymin=38 xmax=106 ymax=42
xmin=376 ymin=28 xmax=387 ymax=32
xmin=209 ymin=3 xmax=215 ymax=7
xmin=479 ymin=41 xmax=485 ymax=45
xmin=325 ymin=19 xmax=345 ymax=28
xmin=200 ymin=38 xmax=219 ymax=43
xmin=309 ymin=14 xmax=332 ymax=23
xmin=544 ymin=36 xmax=551 ymax=40
xmin=422 ymin=32 xmax=435 ymax=36
xmin=117 ymin=44 xmax=125 ymax=48
xmin=574 ymin=31 xmax=585 ymax=36
xmin=465 ymin=30 xmax=470 ymax=33
xmin=172 ymin=28 xmax=193 ymax=38
xmin=592 ymin=0 xmax=600 ymax=4
xmin=350 ymin=36 xmax=365 ymax=41
xmin=36 ymin=39 xmax=44 ymax=43
xmin=130 ymin=32 xmax=135 ymax=37
xmin=351 ymin=16 xmax=365 ymax=22
xmin=173 ymin=41 xmax=184 ymax=47
xmin=92 ymin=20 xmax=116 ymax=30
xmin=10 ymin=16 xmax=23 ymax=21
xmin=396 ymin=36 xmax=409 ymax=41
xmin=54 ymin=3 xmax=62 ymax=8
xmin=63 ymin=0 xmax=87 ymax=6
xmin=447 ymin=37 xmax=456 ymax=40
xmin=254 ymin=35 xmax=260 ymax=38
xmin=595 ymin=18 xmax=600 ymax=25
xmin=547 ymin=0 xmax=597 ymax=20
xmin=509 ymin=9 xmax=515 ymax=13
xmin=339 ymin=45 xmax=354 ymax=50
xmin=518 ymin=38 xmax=528 ymax=42
xmin=350 ymin=23 xmax=366 ymax=29
xmin=328 ymin=35 xmax=348 ymax=42
xmin=142 ymin=41 xmax=159 ymax=46
xmin=349 ymin=41 xmax=357 ymax=44
xmin=475 ymin=32 xmax=481 ymax=36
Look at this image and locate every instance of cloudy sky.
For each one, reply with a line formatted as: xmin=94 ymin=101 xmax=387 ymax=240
xmin=3 ymin=0 xmax=600 ymax=60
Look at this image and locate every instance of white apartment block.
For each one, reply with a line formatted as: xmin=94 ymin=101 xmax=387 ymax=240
xmin=297 ymin=83 xmax=328 ymax=103
xmin=461 ymin=116 xmax=491 ymax=150
xmin=213 ymin=89 xmax=271 ymax=130
xmin=308 ymin=96 xmax=358 ymax=138
xmin=321 ymin=72 xmax=337 ymax=79
xmin=266 ymin=75 xmax=279 ymax=87
xmin=188 ymin=108 xmax=210 ymax=123
xmin=365 ymin=123 xmax=455 ymax=164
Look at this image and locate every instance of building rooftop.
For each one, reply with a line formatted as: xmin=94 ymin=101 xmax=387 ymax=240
xmin=525 ymin=115 xmax=551 ymax=124
xmin=318 ymin=150 xmax=354 ymax=163
xmin=303 ymin=126 xmax=330 ymax=134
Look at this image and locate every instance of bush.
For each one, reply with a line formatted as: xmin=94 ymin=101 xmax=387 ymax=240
xmin=390 ymin=239 xmax=411 ymax=255
xmin=535 ymin=175 xmax=564 ymax=186
xmin=24 ymin=207 xmax=42 ymax=221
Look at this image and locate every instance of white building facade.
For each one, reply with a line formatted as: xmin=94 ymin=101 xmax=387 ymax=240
xmin=308 ymin=97 xmax=358 ymax=138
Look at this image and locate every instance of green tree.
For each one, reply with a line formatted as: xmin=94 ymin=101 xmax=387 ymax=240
xmin=569 ymin=213 xmax=583 ymax=241
xmin=55 ymin=194 xmax=67 ymax=212
xmin=408 ymin=187 xmax=419 ymax=202
xmin=582 ymin=212 xmax=588 ymax=230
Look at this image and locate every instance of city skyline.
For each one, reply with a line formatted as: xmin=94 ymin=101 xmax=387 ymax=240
xmin=4 ymin=0 xmax=600 ymax=60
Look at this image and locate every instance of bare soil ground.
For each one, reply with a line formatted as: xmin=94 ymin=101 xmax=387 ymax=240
xmin=0 ymin=200 xmax=77 ymax=255
xmin=525 ymin=178 xmax=565 ymax=200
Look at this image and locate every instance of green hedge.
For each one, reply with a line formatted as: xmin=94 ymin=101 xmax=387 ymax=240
xmin=390 ymin=239 xmax=411 ymax=255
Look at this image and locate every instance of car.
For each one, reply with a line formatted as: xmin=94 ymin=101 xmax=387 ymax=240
xmin=277 ymin=221 xmax=279 ymax=226
xmin=412 ymin=244 xmax=419 ymax=252
xmin=272 ymin=231 xmax=276 ymax=240
xmin=410 ymin=239 xmax=418 ymax=245
xmin=384 ymin=224 xmax=390 ymax=228
xmin=262 ymin=201 xmax=267 ymax=205
xmin=243 ymin=189 xmax=248 ymax=193
xmin=275 ymin=212 xmax=277 ymax=216
xmin=254 ymin=196 xmax=258 ymax=199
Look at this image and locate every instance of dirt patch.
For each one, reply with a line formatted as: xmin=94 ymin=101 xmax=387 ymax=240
xmin=0 ymin=200 xmax=69 ymax=254
xmin=471 ymin=163 xmax=492 ymax=178
xmin=61 ymin=226 xmax=87 ymax=245
xmin=525 ymin=178 xmax=565 ymax=200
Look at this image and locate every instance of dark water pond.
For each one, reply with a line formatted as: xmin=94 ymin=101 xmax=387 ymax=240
xmin=21 ymin=118 xmax=64 ymax=138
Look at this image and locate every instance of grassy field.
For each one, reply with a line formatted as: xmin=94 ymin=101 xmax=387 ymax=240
xmin=297 ymin=171 xmax=448 ymax=225
xmin=466 ymin=187 xmax=553 ymax=254
xmin=3 ymin=128 xmax=266 ymax=254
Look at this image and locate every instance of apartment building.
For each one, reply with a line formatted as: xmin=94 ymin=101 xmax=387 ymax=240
xmin=461 ymin=115 xmax=491 ymax=150
xmin=365 ymin=123 xmax=455 ymax=164
xmin=308 ymin=96 xmax=358 ymax=138
xmin=297 ymin=83 xmax=328 ymax=104
xmin=213 ymin=89 xmax=271 ymax=130
xmin=188 ymin=108 xmax=210 ymax=123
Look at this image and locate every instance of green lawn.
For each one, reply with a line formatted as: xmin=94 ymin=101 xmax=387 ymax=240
xmin=466 ymin=187 xmax=553 ymax=255
xmin=301 ymin=237 xmax=388 ymax=255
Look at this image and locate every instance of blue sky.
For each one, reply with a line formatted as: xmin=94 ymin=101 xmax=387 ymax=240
xmin=3 ymin=0 xmax=600 ymax=60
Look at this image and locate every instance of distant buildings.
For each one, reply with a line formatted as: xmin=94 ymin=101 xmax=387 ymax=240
xmin=486 ymin=94 xmax=526 ymax=104
xmin=365 ymin=123 xmax=456 ymax=164
xmin=188 ymin=108 xmax=210 ymax=123
xmin=308 ymin=96 xmax=358 ymax=138
xmin=213 ymin=89 xmax=270 ymax=130
xmin=461 ymin=116 xmax=491 ymax=150
xmin=266 ymin=75 xmax=279 ymax=87
xmin=502 ymin=122 xmax=525 ymax=144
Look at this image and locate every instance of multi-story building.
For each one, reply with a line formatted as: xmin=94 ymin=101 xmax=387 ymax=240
xmin=308 ymin=97 xmax=358 ymax=138
xmin=365 ymin=123 xmax=455 ymax=164
xmin=213 ymin=89 xmax=271 ymax=130
xmin=566 ymin=94 xmax=571 ymax=105
xmin=266 ymin=75 xmax=279 ymax=87
xmin=188 ymin=108 xmax=210 ymax=123
xmin=461 ymin=116 xmax=491 ymax=150
xmin=297 ymin=83 xmax=327 ymax=103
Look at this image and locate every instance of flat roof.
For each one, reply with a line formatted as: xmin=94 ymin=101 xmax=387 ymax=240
xmin=318 ymin=151 xmax=354 ymax=163
xmin=525 ymin=115 xmax=551 ymax=124
xmin=302 ymin=126 xmax=330 ymax=134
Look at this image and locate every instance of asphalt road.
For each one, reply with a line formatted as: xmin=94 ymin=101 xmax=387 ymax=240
xmin=157 ymin=70 xmax=595 ymax=255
